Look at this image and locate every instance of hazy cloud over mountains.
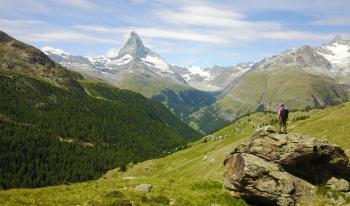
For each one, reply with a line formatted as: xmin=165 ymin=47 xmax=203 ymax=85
xmin=0 ymin=0 xmax=349 ymax=67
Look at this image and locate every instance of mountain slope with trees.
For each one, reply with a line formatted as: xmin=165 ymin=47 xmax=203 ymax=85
xmin=0 ymin=31 xmax=200 ymax=189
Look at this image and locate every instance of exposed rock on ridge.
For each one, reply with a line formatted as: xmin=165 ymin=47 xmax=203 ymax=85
xmin=224 ymin=126 xmax=350 ymax=206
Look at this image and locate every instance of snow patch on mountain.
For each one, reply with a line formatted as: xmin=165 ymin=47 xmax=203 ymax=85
xmin=182 ymin=66 xmax=211 ymax=81
xmin=41 ymin=46 xmax=70 ymax=56
xmin=281 ymin=47 xmax=297 ymax=56
xmin=318 ymin=43 xmax=350 ymax=67
xmin=109 ymin=54 xmax=133 ymax=66
xmin=235 ymin=65 xmax=252 ymax=75
xmin=41 ymin=46 xmax=95 ymax=70
xmin=141 ymin=55 xmax=173 ymax=74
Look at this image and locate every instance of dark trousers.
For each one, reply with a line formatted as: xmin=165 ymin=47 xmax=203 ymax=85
xmin=278 ymin=117 xmax=287 ymax=134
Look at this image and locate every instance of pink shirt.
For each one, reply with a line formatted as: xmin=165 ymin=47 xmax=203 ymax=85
xmin=278 ymin=106 xmax=285 ymax=116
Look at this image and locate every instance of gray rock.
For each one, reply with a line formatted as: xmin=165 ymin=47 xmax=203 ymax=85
xmin=135 ymin=183 xmax=152 ymax=192
xmin=257 ymin=125 xmax=276 ymax=133
xmin=224 ymin=153 xmax=315 ymax=206
xmin=224 ymin=127 xmax=350 ymax=206
xmin=327 ymin=177 xmax=350 ymax=192
xmin=231 ymin=129 xmax=350 ymax=184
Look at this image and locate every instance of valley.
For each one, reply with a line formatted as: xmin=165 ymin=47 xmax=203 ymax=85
xmin=2 ymin=102 xmax=350 ymax=205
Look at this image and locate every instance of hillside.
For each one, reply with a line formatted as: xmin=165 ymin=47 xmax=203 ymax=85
xmin=289 ymin=102 xmax=350 ymax=151
xmin=0 ymin=31 xmax=82 ymax=90
xmin=0 ymin=31 xmax=200 ymax=189
xmin=214 ymin=69 xmax=348 ymax=121
xmin=197 ymin=36 xmax=350 ymax=124
xmin=2 ymin=103 xmax=349 ymax=205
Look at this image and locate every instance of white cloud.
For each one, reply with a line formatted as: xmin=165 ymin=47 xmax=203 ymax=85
xmin=0 ymin=18 xmax=45 ymax=26
xmin=219 ymin=0 xmax=350 ymax=15
xmin=105 ymin=47 xmax=119 ymax=58
xmin=75 ymin=25 xmax=121 ymax=33
xmin=258 ymin=31 xmax=334 ymax=41
xmin=6 ymin=28 xmax=119 ymax=44
xmin=312 ymin=17 xmax=350 ymax=26
xmin=76 ymin=25 xmax=225 ymax=43
xmin=151 ymin=3 xmax=336 ymax=44
xmin=54 ymin=0 xmax=99 ymax=10
xmin=129 ymin=27 xmax=225 ymax=43
xmin=0 ymin=0 xmax=51 ymax=13
xmin=1 ymin=0 xmax=347 ymax=67
xmin=23 ymin=31 xmax=119 ymax=44
xmin=74 ymin=23 xmax=335 ymax=47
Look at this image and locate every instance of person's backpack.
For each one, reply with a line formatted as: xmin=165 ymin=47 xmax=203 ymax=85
xmin=280 ymin=108 xmax=289 ymax=120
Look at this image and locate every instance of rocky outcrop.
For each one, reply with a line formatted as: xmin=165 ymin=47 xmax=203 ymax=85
xmin=135 ymin=183 xmax=152 ymax=192
xmin=326 ymin=177 xmax=350 ymax=192
xmin=0 ymin=31 xmax=14 ymax=43
xmin=224 ymin=152 xmax=315 ymax=205
xmin=224 ymin=126 xmax=350 ymax=206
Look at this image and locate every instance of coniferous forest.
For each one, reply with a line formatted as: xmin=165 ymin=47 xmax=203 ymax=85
xmin=0 ymin=74 xmax=200 ymax=189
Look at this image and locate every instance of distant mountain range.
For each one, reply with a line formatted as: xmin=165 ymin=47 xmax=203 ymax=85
xmin=42 ymin=32 xmax=350 ymax=132
xmin=213 ymin=35 xmax=350 ymax=120
xmin=42 ymin=33 xmax=256 ymax=93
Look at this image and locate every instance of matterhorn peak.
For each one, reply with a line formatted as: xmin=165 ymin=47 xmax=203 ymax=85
xmin=116 ymin=31 xmax=153 ymax=59
xmin=130 ymin=31 xmax=140 ymax=39
xmin=328 ymin=34 xmax=345 ymax=45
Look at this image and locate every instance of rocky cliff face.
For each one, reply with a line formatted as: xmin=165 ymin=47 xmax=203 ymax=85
xmin=223 ymin=126 xmax=350 ymax=206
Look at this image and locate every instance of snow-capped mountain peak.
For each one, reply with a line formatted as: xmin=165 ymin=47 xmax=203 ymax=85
xmin=87 ymin=32 xmax=181 ymax=81
xmin=41 ymin=46 xmax=70 ymax=56
xmin=328 ymin=34 xmax=346 ymax=45
xmin=174 ymin=63 xmax=255 ymax=91
xmin=317 ymin=35 xmax=350 ymax=74
xmin=116 ymin=31 xmax=154 ymax=59
xmin=41 ymin=46 xmax=94 ymax=70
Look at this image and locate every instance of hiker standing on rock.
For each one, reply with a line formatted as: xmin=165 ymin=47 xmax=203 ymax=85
xmin=277 ymin=102 xmax=289 ymax=134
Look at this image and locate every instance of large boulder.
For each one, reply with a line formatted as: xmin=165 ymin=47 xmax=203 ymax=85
xmin=227 ymin=129 xmax=350 ymax=184
xmin=224 ymin=127 xmax=350 ymax=206
xmin=224 ymin=153 xmax=315 ymax=205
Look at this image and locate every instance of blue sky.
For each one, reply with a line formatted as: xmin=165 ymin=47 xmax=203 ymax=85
xmin=0 ymin=0 xmax=350 ymax=67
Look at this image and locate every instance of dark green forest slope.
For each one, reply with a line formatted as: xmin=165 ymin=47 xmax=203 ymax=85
xmin=0 ymin=31 xmax=200 ymax=189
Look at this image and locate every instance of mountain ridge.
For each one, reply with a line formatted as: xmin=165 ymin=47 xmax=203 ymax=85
xmin=41 ymin=33 xmax=350 ymax=133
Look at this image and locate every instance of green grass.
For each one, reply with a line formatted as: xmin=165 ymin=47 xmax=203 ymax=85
xmin=311 ymin=185 xmax=350 ymax=205
xmin=216 ymin=69 xmax=348 ymax=120
xmin=2 ymin=102 xmax=350 ymax=205
xmin=289 ymin=102 xmax=350 ymax=153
